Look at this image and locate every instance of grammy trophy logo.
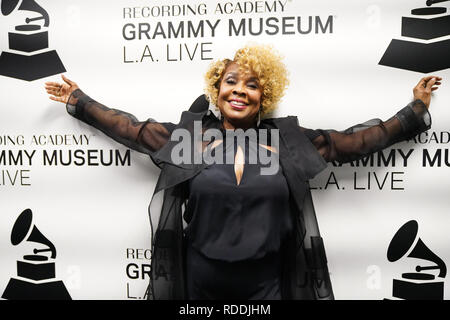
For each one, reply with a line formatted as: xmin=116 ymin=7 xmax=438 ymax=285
xmin=379 ymin=0 xmax=450 ymax=73
xmin=386 ymin=220 xmax=446 ymax=300
xmin=0 ymin=0 xmax=66 ymax=81
xmin=2 ymin=208 xmax=71 ymax=300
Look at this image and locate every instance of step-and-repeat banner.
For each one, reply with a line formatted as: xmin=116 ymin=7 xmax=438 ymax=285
xmin=0 ymin=0 xmax=449 ymax=300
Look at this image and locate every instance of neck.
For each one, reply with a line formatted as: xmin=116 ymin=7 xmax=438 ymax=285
xmin=222 ymin=118 xmax=257 ymax=131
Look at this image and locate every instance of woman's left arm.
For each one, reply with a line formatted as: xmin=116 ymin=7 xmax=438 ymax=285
xmin=311 ymin=76 xmax=442 ymax=163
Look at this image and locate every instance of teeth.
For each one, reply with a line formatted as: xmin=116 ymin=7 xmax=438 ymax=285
xmin=231 ymin=101 xmax=245 ymax=106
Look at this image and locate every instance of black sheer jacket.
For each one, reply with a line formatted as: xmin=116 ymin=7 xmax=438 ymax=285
xmin=66 ymin=90 xmax=431 ymax=299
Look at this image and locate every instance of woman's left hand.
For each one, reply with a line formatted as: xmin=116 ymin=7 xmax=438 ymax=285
xmin=413 ymin=76 xmax=442 ymax=109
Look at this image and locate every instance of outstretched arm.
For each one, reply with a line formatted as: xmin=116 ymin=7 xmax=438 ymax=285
xmin=305 ymin=76 xmax=442 ymax=163
xmin=45 ymin=75 xmax=174 ymax=155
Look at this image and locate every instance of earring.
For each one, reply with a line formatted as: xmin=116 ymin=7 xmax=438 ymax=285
xmin=257 ymin=109 xmax=261 ymax=126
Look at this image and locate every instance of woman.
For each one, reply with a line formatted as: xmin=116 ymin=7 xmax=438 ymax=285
xmin=45 ymin=45 xmax=441 ymax=300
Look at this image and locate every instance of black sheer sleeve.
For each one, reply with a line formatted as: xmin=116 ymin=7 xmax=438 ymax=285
xmin=304 ymin=99 xmax=431 ymax=163
xmin=66 ymin=89 xmax=175 ymax=155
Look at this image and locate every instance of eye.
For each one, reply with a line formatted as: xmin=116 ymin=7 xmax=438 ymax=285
xmin=225 ymin=77 xmax=236 ymax=84
xmin=247 ymin=82 xmax=259 ymax=89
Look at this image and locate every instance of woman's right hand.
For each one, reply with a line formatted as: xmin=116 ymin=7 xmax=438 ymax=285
xmin=45 ymin=74 xmax=79 ymax=104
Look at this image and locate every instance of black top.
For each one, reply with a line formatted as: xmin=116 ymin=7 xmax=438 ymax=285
xmin=184 ymin=130 xmax=292 ymax=261
xmin=65 ymin=91 xmax=432 ymax=299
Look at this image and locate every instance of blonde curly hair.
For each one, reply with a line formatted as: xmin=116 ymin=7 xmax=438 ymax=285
xmin=204 ymin=44 xmax=289 ymax=117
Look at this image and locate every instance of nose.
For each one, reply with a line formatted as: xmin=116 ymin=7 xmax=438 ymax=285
xmin=232 ymin=81 xmax=246 ymax=96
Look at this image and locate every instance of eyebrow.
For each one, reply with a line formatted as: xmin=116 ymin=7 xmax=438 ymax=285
xmin=224 ymin=72 xmax=259 ymax=82
xmin=224 ymin=72 xmax=238 ymax=77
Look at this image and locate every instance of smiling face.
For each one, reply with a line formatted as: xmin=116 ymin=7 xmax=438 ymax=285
xmin=216 ymin=62 xmax=263 ymax=130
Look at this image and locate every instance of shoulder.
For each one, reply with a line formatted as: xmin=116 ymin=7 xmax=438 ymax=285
xmin=261 ymin=115 xmax=300 ymax=128
xmin=188 ymin=94 xmax=209 ymax=113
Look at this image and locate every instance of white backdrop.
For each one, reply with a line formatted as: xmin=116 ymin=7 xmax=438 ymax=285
xmin=0 ymin=0 xmax=449 ymax=300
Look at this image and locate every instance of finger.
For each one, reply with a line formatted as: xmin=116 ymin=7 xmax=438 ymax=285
xmin=45 ymin=81 xmax=61 ymax=87
xmin=431 ymin=87 xmax=439 ymax=91
xmin=423 ymin=75 xmax=438 ymax=81
xmin=45 ymin=82 xmax=63 ymax=89
xmin=45 ymin=85 xmax=60 ymax=91
xmin=417 ymin=76 xmax=433 ymax=87
xmin=417 ymin=75 xmax=439 ymax=88
xmin=45 ymin=86 xmax=60 ymax=93
xmin=46 ymin=89 xmax=60 ymax=95
xmin=431 ymin=84 xmax=440 ymax=90
xmin=61 ymin=74 xmax=75 ymax=86
xmin=417 ymin=79 xmax=426 ymax=88
xmin=49 ymin=96 xmax=64 ymax=103
xmin=426 ymin=78 xmax=437 ymax=90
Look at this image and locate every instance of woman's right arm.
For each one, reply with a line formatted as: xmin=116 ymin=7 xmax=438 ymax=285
xmin=45 ymin=75 xmax=174 ymax=156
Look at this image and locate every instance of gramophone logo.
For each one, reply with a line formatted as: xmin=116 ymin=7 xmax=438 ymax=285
xmin=2 ymin=208 xmax=71 ymax=300
xmin=386 ymin=220 xmax=446 ymax=300
xmin=379 ymin=0 xmax=450 ymax=73
xmin=0 ymin=0 xmax=66 ymax=81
